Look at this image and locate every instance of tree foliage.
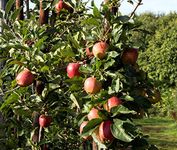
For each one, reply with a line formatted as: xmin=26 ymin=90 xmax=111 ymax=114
xmin=0 ymin=0 xmax=159 ymax=149
xmin=131 ymin=13 xmax=177 ymax=88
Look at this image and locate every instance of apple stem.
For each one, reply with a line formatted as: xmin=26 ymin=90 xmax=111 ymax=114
xmin=38 ymin=126 xmax=44 ymax=142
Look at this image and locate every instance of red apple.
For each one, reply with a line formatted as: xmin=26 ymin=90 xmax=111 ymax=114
xmin=80 ymin=121 xmax=92 ymax=140
xmin=86 ymin=47 xmax=93 ymax=57
xmin=39 ymin=114 xmax=52 ymax=128
xmin=16 ymin=68 xmax=34 ymax=87
xmin=87 ymin=108 xmax=100 ymax=120
xmin=84 ymin=77 xmax=101 ymax=94
xmin=99 ymin=120 xmax=114 ymax=143
xmin=92 ymin=41 xmax=108 ymax=59
xmin=66 ymin=63 xmax=80 ymax=78
xmin=104 ymin=96 xmax=122 ymax=112
xmin=55 ymin=0 xmax=73 ymax=13
xmin=55 ymin=0 xmax=63 ymax=13
xmin=121 ymin=48 xmax=138 ymax=65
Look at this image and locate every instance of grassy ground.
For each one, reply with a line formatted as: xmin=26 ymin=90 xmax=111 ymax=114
xmin=135 ymin=117 xmax=177 ymax=150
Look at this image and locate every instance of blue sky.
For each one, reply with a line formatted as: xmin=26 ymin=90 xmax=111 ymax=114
xmin=29 ymin=0 xmax=177 ymax=15
xmin=94 ymin=0 xmax=177 ymax=14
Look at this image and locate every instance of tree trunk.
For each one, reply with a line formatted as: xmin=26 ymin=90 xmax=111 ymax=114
xmin=39 ymin=0 xmax=49 ymax=25
xmin=16 ymin=0 xmax=24 ymax=20
xmin=26 ymin=0 xmax=29 ymax=19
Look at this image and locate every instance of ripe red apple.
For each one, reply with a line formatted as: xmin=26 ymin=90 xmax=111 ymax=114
xmin=39 ymin=114 xmax=52 ymax=128
xmin=80 ymin=121 xmax=92 ymax=140
xmin=55 ymin=0 xmax=63 ymax=13
xmin=92 ymin=41 xmax=108 ymax=59
xmin=99 ymin=120 xmax=114 ymax=143
xmin=87 ymin=108 xmax=100 ymax=120
xmin=84 ymin=77 xmax=101 ymax=94
xmin=104 ymin=96 xmax=122 ymax=112
xmin=86 ymin=47 xmax=93 ymax=57
xmin=66 ymin=63 xmax=80 ymax=78
xmin=121 ymin=48 xmax=138 ymax=65
xmin=16 ymin=68 xmax=34 ymax=87
xmin=55 ymin=0 xmax=73 ymax=13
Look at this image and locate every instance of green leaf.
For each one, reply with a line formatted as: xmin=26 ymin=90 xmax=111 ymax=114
xmin=70 ymin=94 xmax=80 ymax=109
xmin=11 ymin=8 xmax=22 ymax=21
xmin=82 ymin=18 xmax=100 ymax=26
xmin=8 ymin=60 xmax=24 ymax=66
xmin=41 ymin=65 xmax=50 ymax=72
xmin=79 ymin=65 xmax=94 ymax=74
xmin=4 ymin=31 xmax=15 ymax=40
xmin=104 ymin=59 xmax=115 ymax=70
xmin=82 ymin=118 xmax=102 ymax=137
xmin=35 ymin=55 xmax=44 ymax=62
xmin=93 ymin=5 xmax=101 ymax=18
xmin=111 ymin=119 xmax=133 ymax=142
xmin=107 ymin=51 xmax=119 ymax=59
xmin=15 ymin=44 xmax=30 ymax=51
xmin=34 ymin=36 xmax=48 ymax=49
xmin=117 ymin=15 xmax=130 ymax=23
xmin=0 ymin=93 xmax=19 ymax=110
xmin=92 ymin=132 xmax=107 ymax=149
xmin=108 ymin=77 xmax=122 ymax=94
xmin=1 ymin=20 xmax=11 ymax=30
xmin=111 ymin=105 xmax=136 ymax=117
xmin=5 ymin=0 xmax=14 ymax=15
xmin=95 ymin=59 xmax=102 ymax=70
xmin=127 ymin=0 xmax=134 ymax=5
xmin=67 ymin=34 xmax=80 ymax=49
xmin=120 ymin=95 xmax=134 ymax=101
xmin=112 ymin=24 xmax=123 ymax=43
xmin=0 ymin=10 xmax=4 ymax=18
xmin=69 ymin=83 xmax=82 ymax=91
xmin=60 ymin=46 xmax=75 ymax=57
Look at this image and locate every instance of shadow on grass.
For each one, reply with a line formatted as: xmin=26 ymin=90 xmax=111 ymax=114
xmin=134 ymin=117 xmax=177 ymax=150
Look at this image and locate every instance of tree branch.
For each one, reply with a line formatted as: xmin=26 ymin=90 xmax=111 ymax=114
xmin=129 ymin=0 xmax=143 ymax=19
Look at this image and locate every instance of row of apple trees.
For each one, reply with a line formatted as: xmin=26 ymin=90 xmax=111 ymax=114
xmin=0 ymin=0 xmax=159 ymax=149
xmin=129 ymin=12 xmax=177 ymax=117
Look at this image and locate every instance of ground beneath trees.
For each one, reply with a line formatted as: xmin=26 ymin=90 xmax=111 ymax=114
xmin=135 ymin=117 xmax=177 ymax=150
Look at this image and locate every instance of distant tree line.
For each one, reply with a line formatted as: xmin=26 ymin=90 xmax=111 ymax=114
xmin=130 ymin=12 xmax=177 ymax=89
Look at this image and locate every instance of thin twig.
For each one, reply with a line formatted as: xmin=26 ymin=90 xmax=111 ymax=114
xmin=0 ymin=86 xmax=20 ymax=96
xmin=129 ymin=0 xmax=143 ymax=19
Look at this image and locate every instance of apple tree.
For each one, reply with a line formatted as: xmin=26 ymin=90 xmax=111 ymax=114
xmin=129 ymin=13 xmax=177 ymax=117
xmin=0 ymin=0 xmax=160 ymax=149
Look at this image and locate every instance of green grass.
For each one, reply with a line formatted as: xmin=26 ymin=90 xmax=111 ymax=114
xmin=135 ymin=117 xmax=177 ymax=150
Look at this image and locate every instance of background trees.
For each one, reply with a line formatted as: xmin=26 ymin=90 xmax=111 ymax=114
xmin=130 ymin=12 xmax=177 ymax=116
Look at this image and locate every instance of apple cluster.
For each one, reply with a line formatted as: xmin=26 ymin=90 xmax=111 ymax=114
xmin=64 ymin=39 xmax=139 ymax=145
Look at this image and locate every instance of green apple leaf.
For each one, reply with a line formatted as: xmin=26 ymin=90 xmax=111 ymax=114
xmin=81 ymin=118 xmax=102 ymax=137
xmin=111 ymin=119 xmax=135 ymax=142
xmin=111 ymin=105 xmax=136 ymax=117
